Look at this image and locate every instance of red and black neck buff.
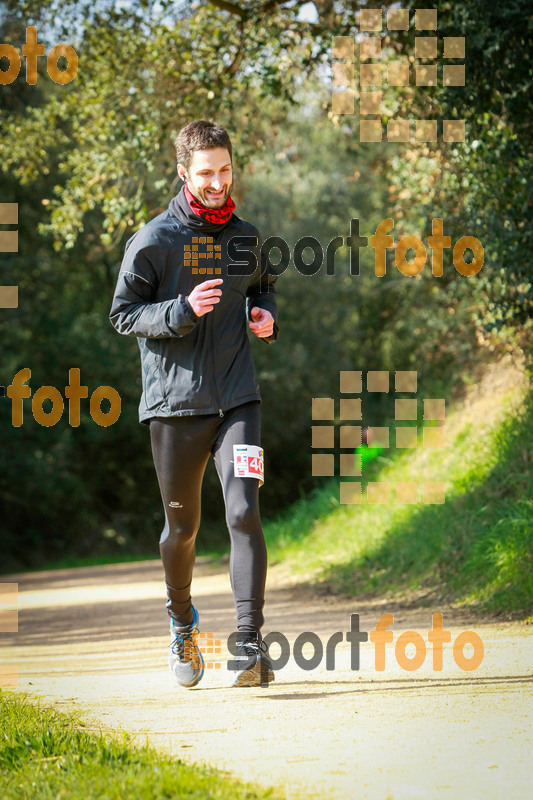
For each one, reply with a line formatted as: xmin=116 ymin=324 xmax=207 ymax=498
xmin=169 ymin=182 xmax=236 ymax=233
xmin=184 ymin=183 xmax=235 ymax=224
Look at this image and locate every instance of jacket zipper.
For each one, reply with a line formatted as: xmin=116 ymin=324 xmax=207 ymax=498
xmin=208 ymin=293 xmax=224 ymax=417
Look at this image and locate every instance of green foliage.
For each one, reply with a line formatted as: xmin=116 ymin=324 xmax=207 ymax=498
xmin=381 ymin=0 xmax=533 ymax=336
xmin=0 ymin=0 xmax=319 ymax=250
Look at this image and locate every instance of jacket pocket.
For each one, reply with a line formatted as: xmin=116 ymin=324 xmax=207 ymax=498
xmin=158 ymin=335 xmax=213 ymax=411
xmin=142 ymin=349 xmax=162 ymax=411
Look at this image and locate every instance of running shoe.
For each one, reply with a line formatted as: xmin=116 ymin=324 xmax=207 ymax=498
xmin=168 ymin=606 xmax=204 ymax=688
xmin=231 ymin=631 xmax=275 ymax=687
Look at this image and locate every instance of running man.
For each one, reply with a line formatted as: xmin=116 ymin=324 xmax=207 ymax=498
xmin=109 ymin=120 xmax=279 ymax=687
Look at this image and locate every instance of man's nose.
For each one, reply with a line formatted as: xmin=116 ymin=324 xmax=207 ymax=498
xmin=210 ymin=175 xmax=223 ymax=189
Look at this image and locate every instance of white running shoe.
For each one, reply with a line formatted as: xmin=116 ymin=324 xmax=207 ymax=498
xmin=168 ymin=606 xmax=204 ymax=688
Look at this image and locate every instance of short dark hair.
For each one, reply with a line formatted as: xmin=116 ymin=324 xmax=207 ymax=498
xmin=174 ymin=120 xmax=233 ymax=171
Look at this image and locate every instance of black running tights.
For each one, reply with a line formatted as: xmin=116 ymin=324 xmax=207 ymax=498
xmin=148 ymin=400 xmax=266 ymax=633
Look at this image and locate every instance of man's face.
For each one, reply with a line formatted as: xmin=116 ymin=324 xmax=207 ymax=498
xmin=178 ymin=147 xmax=233 ymax=208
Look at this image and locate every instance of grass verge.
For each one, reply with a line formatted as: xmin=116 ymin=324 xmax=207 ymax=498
xmin=264 ymin=367 xmax=533 ymax=617
xmin=0 ymin=689 xmax=285 ymax=800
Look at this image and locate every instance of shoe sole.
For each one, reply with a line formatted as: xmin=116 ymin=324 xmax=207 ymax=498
xmin=232 ymin=661 xmax=275 ymax=687
xmin=175 ymin=667 xmax=204 ymax=688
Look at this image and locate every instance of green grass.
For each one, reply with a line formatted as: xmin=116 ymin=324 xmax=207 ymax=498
xmin=263 ymin=383 xmax=533 ymax=616
xmin=0 ymin=690 xmax=285 ymax=800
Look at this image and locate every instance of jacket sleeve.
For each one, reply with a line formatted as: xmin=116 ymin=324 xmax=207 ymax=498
xmin=245 ymin=229 xmax=279 ymax=344
xmin=109 ymin=243 xmax=200 ymax=339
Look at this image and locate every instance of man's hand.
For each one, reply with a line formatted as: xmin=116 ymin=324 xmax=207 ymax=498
xmin=248 ymin=307 xmax=274 ymax=339
xmin=187 ymin=278 xmax=223 ymax=317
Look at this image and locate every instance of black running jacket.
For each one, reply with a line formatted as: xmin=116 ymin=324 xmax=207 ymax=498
xmin=109 ymin=201 xmax=279 ymax=426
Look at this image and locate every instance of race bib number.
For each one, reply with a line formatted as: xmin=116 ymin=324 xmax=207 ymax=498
xmin=233 ymin=444 xmax=264 ymax=487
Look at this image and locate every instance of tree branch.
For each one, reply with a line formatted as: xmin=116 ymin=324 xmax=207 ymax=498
xmin=206 ymin=0 xmax=247 ymax=18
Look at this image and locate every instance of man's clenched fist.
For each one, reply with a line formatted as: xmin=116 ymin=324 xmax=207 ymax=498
xmin=248 ymin=307 xmax=274 ymax=339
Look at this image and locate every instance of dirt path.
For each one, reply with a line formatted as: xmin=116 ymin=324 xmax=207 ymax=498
xmin=1 ymin=558 xmax=532 ymax=800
